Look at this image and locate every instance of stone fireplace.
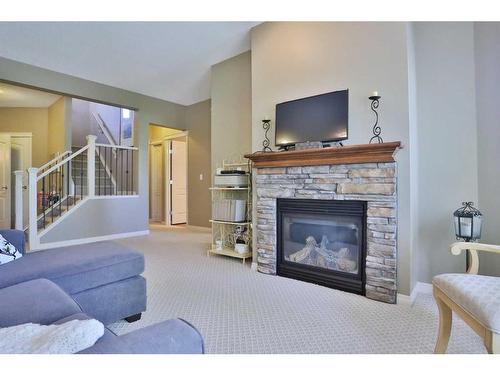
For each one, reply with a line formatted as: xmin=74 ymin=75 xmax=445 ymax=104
xmin=246 ymin=142 xmax=401 ymax=303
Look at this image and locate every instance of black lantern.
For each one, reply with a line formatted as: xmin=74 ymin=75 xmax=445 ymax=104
xmin=454 ymin=202 xmax=482 ymax=241
xmin=453 ymin=202 xmax=483 ymax=270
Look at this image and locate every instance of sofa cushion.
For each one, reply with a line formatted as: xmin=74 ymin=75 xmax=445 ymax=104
xmin=0 ymin=241 xmax=144 ymax=294
xmin=0 ymin=279 xmax=82 ymax=328
xmin=433 ymin=273 xmax=500 ymax=334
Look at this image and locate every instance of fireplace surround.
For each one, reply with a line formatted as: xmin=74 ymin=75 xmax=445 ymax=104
xmin=246 ymin=143 xmax=401 ymax=303
xmin=277 ymin=198 xmax=367 ymax=295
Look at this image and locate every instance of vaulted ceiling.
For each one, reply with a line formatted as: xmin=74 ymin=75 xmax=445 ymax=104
xmin=0 ymin=22 xmax=259 ymax=105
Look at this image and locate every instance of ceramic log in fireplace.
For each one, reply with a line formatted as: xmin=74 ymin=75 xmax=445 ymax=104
xmin=277 ymin=198 xmax=367 ymax=295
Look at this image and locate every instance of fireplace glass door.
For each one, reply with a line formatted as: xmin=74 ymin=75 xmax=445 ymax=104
xmin=277 ymin=198 xmax=366 ymax=295
xmin=282 ymin=212 xmax=362 ymax=274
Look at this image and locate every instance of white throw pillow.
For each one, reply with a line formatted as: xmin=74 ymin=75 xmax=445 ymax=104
xmin=0 ymin=319 xmax=105 ymax=354
xmin=0 ymin=234 xmax=23 ymax=265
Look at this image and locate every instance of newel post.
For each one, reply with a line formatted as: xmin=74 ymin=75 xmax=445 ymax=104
xmin=87 ymin=135 xmax=97 ymax=198
xmin=14 ymin=170 xmax=24 ymax=231
xmin=27 ymin=167 xmax=38 ymax=250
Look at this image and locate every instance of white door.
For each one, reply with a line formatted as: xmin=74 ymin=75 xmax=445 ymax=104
xmin=10 ymin=136 xmax=32 ymax=228
xmin=0 ymin=134 xmax=12 ymax=228
xmin=150 ymin=144 xmax=163 ymax=222
xmin=170 ymin=138 xmax=187 ymax=224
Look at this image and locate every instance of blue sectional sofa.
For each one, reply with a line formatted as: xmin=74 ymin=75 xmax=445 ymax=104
xmin=0 ymin=230 xmax=204 ymax=354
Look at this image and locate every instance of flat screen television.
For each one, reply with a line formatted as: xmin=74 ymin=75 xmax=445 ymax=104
xmin=275 ymin=89 xmax=348 ymax=147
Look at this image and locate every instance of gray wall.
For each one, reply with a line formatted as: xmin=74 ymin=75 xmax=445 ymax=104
xmin=186 ymin=99 xmax=212 ymax=227
xmin=0 ymin=56 xmax=185 ymax=241
xmin=40 ymin=198 xmax=145 ymax=243
xmin=211 ymin=51 xmax=252 ymax=174
xmin=250 ymin=22 xmax=414 ymax=294
xmin=474 ymin=22 xmax=500 ymax=276
xmin=413 ymin=22 xmax=479 ymax=283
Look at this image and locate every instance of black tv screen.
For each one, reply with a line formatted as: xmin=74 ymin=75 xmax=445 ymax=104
xmin=275 ymin=89 xmax=348 ymax=147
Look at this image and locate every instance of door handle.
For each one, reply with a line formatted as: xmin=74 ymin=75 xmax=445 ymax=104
xmin=1 ymin=185 xmax=8 ymax=190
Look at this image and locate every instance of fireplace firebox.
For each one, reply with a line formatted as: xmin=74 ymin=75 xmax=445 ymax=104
xmin=277 ymin=198 xmax=367 ymax=295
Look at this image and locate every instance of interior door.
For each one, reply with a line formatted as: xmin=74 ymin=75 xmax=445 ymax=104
xmin=10 ymin=136 xmax=32 ymax=228
xmin=170 ymin=138 xmax=187 ymax=224
xmin=0 ymin=134 xmax=12 ymax=228
xmin=150 ymin=144 xmax=163 ymax=222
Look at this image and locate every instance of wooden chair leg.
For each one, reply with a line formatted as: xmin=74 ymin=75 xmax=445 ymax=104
xmin=434 ymin=293 xmax=452 ymax=354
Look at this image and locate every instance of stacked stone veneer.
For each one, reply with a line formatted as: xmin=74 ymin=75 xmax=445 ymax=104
xmin=255 ymin=162 xmax=398 ymax=303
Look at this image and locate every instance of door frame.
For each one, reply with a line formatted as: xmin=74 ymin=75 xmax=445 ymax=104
xmin=163 ymin=131 xmax=189 ymax=226
xmin=148 ymin=142 xmax=164 ymax=223
xmin=0 ymin=132 xmax=32 ymax=229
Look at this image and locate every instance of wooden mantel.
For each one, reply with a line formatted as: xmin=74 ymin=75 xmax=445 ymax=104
xmin=245 ymin=142 xmax=402 ymax=168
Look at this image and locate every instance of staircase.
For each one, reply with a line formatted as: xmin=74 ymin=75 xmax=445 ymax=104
xmin=71 ymin=146 xmax=114 ymax=196
xmin=15 ymin=135 xmax=138 ymax=250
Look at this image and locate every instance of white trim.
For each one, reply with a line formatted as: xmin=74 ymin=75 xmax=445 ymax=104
xmin=397 ymin=293 xmax=412 ymax=305
xmin=37 ymin=145 xmax=88 ymax=180
xmin=400 ymin=282 xmax=434 ymax=304
xmin=33 ymin=230 xmax=150 ymax=251
xmin=1 ymin=132 xmax=33 ymax=138
xmin=38 ymin=150 xmax=71 ymax=174
xmin=92 ymin=195 xmax=139 ymax=199
xmin=95 ymin=143 xmax=138 ymax=151
xmin=398 ymin=282 xmax=433 ymax=305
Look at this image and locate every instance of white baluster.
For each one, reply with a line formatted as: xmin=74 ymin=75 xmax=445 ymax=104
xmin=86 ymin=135 xmax=97 ymax=198
xmin=14 ymin=170 xmax=24 ymax=230
xmin=27 ymin=167 xmax=39 ymax=250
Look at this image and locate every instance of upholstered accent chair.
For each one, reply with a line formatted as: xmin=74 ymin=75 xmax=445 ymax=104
xmin=433 ymin=242 xmax=500 ymax=354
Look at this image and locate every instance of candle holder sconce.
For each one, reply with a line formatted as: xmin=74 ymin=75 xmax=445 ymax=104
xmin=369 ymin=94 xmax=383 ymax=144
xmin=262 ymin=119 xmax=272 ymax=152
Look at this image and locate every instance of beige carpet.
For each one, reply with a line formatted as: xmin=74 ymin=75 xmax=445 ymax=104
xmin=108 ymin=225 xmax=486 ymax=354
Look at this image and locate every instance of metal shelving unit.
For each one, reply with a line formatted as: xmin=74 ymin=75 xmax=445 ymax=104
xmin=207 ymin=160 xmax=252 ymax=264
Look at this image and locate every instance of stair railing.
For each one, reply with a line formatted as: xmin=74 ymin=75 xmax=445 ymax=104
xmin=24 ymin=134 xmax=138 ymax=250
xmin=92 ymin=112 xmax=118 ymax=146
xmin=27 ymin=135 xmax=96 ymax=249
xmin=94 ymin=143 xmax=138 ymax=196
xmin=91 ymin=112 xmax=119 ymax=191
xmin=37 ymin=150 xmax=72 ymax=176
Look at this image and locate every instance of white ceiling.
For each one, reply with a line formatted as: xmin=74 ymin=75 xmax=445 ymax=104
xmin=0 ymin=82 xmax=61 ymax=107
xmin=0 ymin=22 xmax=259 ymax=106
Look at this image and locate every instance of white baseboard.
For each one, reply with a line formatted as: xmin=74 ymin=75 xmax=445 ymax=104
xmin=251 ymin=262 xmax=258 ymax=271
xmin=31 ymin=230 xmax=150 ymax=251
xmin=397 ymin=293 xmax=412 ymax=305
xmin=397 ymin=282 xmax=433 ymax=305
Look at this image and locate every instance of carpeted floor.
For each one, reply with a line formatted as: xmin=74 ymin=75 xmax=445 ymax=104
xmin=108 ymin=225 xmax=486 ymax=354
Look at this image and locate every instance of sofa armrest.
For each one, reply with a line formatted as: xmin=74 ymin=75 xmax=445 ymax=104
xmin=0 ymin=279 xmax=82 ymax=328
xmin=0 ymin=229 xmax=26 ymax=255
xmin=116 ymin=319 xmax=204 ymax=354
